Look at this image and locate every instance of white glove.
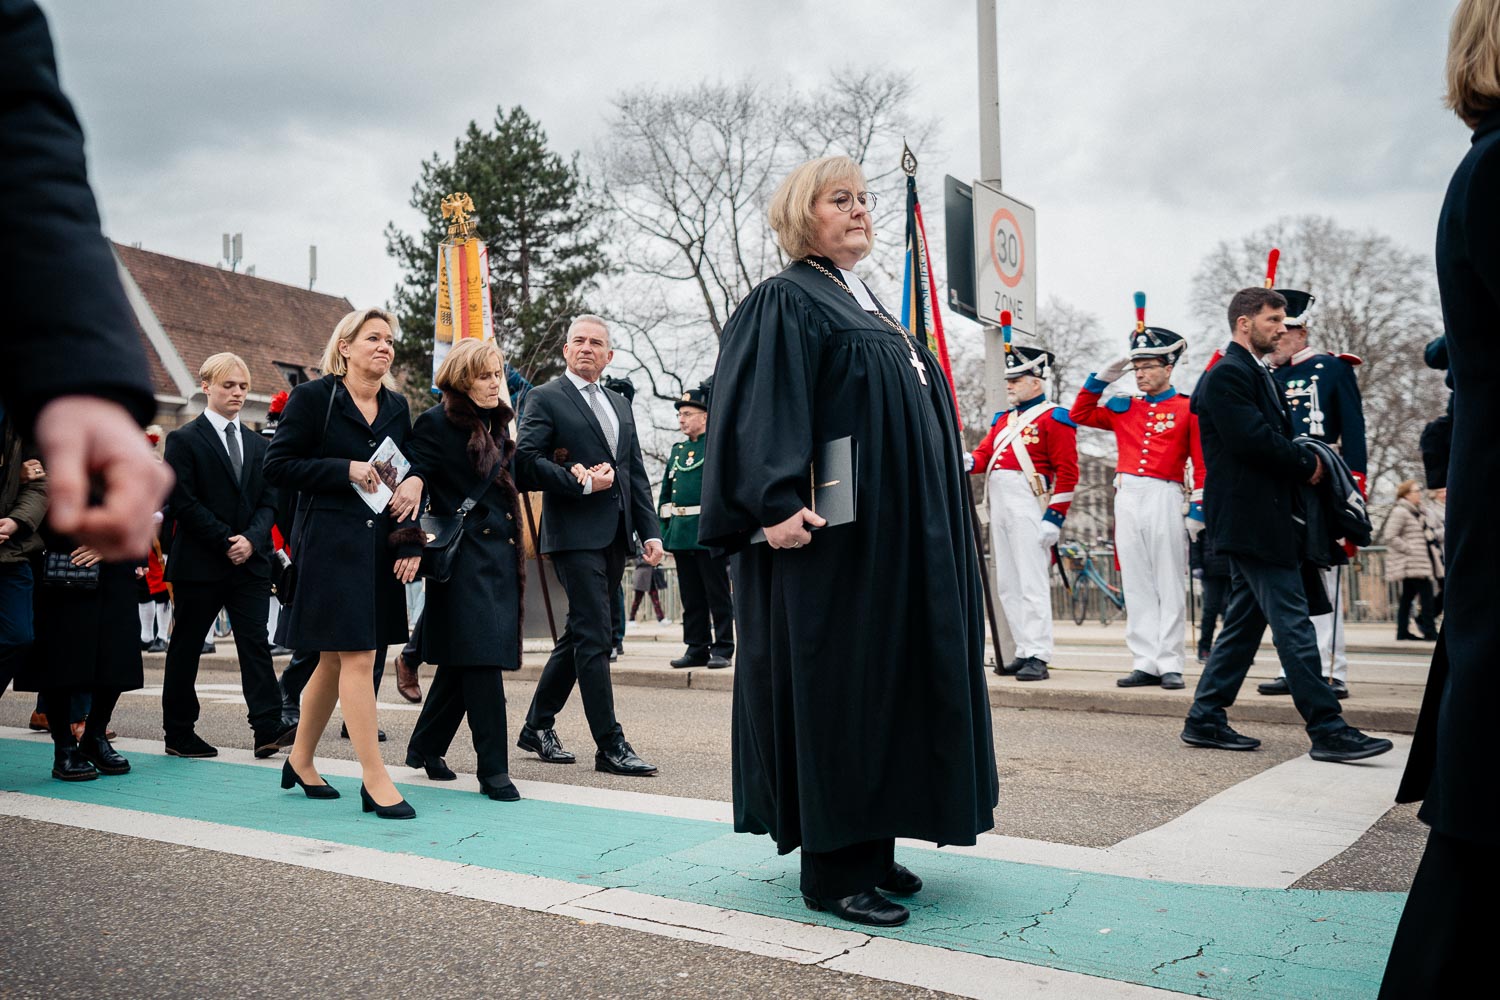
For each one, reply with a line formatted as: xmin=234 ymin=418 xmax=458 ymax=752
xmin=1098 ymin=355 xmax=1132 ymax=384
xmin=1185 ymin=516 xmax=1205 ymax=541
xmin=1037 ymin=519 xmax=1061 ymax=550
xmin=963 ymin=451 xmax=974 ymax=472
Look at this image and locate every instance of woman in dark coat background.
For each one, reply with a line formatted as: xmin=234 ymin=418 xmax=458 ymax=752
xmin=1381 ymin=0 xmax=1500 ymax=992
xmin=15 ymin=529 xmax=142 ymax=781
xmin=402 ymin=339 xmax=525 ymax=802
xmin=264 ymin=308 xmax=424 ymax=819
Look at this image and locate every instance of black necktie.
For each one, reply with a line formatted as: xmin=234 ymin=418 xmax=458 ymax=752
xmin=224 ymin=423 xmax=243 ymax=481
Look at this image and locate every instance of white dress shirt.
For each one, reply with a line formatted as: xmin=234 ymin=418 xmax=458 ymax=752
xmin=201 ymin=406 xmax=242 ymax=447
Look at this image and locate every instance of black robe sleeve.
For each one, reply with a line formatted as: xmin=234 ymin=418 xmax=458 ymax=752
xmin=699 ymin=279 xmax=824 ymax=552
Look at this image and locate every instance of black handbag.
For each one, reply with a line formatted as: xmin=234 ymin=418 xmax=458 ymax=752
xmin=40 ymin=550 xmax=100 ymax=589
xmin=275 ymin=383 xmax=339 ymax=607
xmin=418 ymin=459 xmax=500 ymax=583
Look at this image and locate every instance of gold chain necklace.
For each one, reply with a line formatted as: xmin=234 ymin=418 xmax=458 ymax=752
xmin=799 ymin=258 xmax=928 ymax=385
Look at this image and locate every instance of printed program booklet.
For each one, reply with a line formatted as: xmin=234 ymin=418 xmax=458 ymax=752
xmin=354 ymin=436 xmax=411 ymax=514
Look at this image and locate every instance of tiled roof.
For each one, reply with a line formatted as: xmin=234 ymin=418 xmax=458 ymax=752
xmin=115 ymin=243 xmax=354 ymax=400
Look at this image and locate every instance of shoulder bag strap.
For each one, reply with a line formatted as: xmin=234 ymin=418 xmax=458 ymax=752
xmin=455 ymin=458 xmax=503 ymax=518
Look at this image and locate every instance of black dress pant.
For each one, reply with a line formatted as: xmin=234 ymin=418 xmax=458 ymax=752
xmin=402 ymin=609 xmax=425 ymax=664
xmin=674 ymin=549 xmax=735 ymax=659
xmin=800 ymin=838 xmax=895 ymax=899
xmin=526 ymin=527 xmax=627 ymax=748
xmin=1396 ymin=578 xmax=1436 ymax=637
xmin=163 ymin=575 xmax=282 ymax=738
xmin=408 ymin=665 xmax=510 ymax=778
xmin=1197 ymin=573 xmax=1229 ymax=657
xmin=1187 ymin=554 xmax=1346 ymax=739
xmin=279 ymin=644 xmax=386 ymax=719
xmin=1380 ymin=829 xmax=1496 ymax=997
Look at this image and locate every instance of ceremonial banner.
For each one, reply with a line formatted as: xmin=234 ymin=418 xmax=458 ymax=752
xmin=900 ymin=151 xmax=961 ymax=427
xmin=432 ymin=193 xmax=495 ymax=384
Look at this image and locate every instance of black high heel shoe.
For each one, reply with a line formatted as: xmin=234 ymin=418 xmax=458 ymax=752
xmin=360 ymin=784 xmax=416 ymax=819
xmin=281 ymin=759 xmax=340 ymax=799
xmin=404 ymin=750 xmax=456 ymax=781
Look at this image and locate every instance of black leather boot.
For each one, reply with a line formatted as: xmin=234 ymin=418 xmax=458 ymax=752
xmin=52 ymin=745 xmax=99 ymax=782
xmin=78 ymin=735 xmax=130 ymax=775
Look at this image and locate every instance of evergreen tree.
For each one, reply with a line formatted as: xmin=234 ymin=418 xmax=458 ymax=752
xmin=385 ymin=106 xmax=610 ymax=402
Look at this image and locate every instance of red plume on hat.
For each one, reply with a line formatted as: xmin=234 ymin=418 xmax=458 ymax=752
xmin=269 ymin=390 xmax=289 ymax=416
xmin=1263 ymin=248 xmax=1280 ymax=289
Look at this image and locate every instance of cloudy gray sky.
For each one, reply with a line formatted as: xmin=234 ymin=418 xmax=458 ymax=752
xmin=41 ymin=0 xmax=1465 ymax=366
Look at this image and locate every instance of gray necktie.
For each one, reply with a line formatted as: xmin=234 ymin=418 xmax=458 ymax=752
xmin=224 ymin=422 xmax=243 ymax=481
xmin=584 ymin=383 xmax=616 ymax=458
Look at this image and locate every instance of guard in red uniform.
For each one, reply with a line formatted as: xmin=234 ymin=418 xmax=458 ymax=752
xmin=1071 ymin=296 xmax=1204 ymax=690
xmin=968 ymin=345 xmax=1078 ymax=681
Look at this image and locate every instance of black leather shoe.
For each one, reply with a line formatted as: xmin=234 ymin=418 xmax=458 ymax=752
xmin=479 ymin=774 xmax=521 ymax=801
xmin=1330 ymin=678 xmax=1349 ymax=700
xmin=1160 ymin=672 xmax=1185 ymax=690
xmin=201 ymin=641 xmax=215 ymax=655
xmin=359 ymin=784 xmax=415 ymax=819
xmin=281 ymin=759 xmax=340 ymax=799
xmin=996 ymin=657 xmax=1025 ymax=677
xmin=707 ymin=655 xmax=732 ymax=669
xmin=51 ymin=745 xmax=98 ymax=781
xmin=339 ymin=723 xmax=386 ymax=742
xmin=1117 ymin=669 xmax=1162 ymax=688
xmin=595 ymin=741 xmax=658 ymax=776
xmin=517 ymin=724 xmax=576 ymax=763
xmin=253 ymin=722 xmax=298 ymax=759
xmin=1181 ymin=723 xmax=1261 ymax=751
xmin=78 ymin=736 xmax=130 ymax=775
xmin=1257 ymin=677 xmax=1291 ymax=696
xmin=803 ymin=890 xmax=909 ymax=927
xmin=877 ymin=863 xmax=923 ymax=895
xmin=1310 ymin=727 xmax=1393 ymax=763
xmin=268 ymin=644 xmax=293 ymax=656
xmin=1015 ymin=658 xmax=1050 ymax=682
xmin=164 ymin=732 xmax=219 ymax=758
xmin=405 ymin=749 xmax=456 ymax=781
xmin=670 ymin=653 xmax=709 ymax=669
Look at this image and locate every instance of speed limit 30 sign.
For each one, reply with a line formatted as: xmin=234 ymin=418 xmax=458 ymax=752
xmin=972 ymin=180 xmax=1036 ymax=337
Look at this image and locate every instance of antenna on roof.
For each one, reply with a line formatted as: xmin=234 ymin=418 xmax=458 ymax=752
xmin=222 ymin=232 xmax=243 ymax=272
xmin=245 ymin=265 xmax=256 ymax=277
xmin=309 ymin=245 xmax=317 ymax=290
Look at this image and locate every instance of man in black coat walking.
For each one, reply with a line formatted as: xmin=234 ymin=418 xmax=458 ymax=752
xmin=514 ymin=316 xmax=663 ymax=775
xmin=161 ymin=353 xmax=293 ymax=759
xmin=1182 ymin=287 xmax=1391 ymax=763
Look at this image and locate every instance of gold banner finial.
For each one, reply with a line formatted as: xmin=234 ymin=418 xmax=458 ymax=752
xmin=441 ymin=192 xmax=477 ymax=239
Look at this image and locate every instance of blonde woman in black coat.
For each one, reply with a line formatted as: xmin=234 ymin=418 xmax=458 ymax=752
xmin=403 ymin=339 xmax=526 ymax=802
xmin=264 ymin=308 xmax=425 ymax=818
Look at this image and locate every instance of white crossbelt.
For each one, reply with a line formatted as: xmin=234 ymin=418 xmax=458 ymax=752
xmin=987 ymin=402 xmax=1056 ymax=512
xmin=659 ymin=504 xmax=701 ymax=517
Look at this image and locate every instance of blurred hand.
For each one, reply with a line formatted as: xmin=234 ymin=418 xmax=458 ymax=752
xmin=70 ymin=545 xmax=103 ymax=568
xmin=0 ymin=517 xmax=18 ymax=545
xmin=1037 ymin=519 xmax=1061 ymax=551
xmin=226 ymin=534 xmax=253 ymax=565
xmin=35 ymin=396 xmax=173 ymax=560
xmin=569 ymin=463 xmax=589 ymax=485
xmin=1308 ymin=454 xmax=1325 ymax=486
xmin=349 ymin=461 xmax=379 ymax=493
xmin=589 ymin=464 xmax=615 ymax=492
xmin=642 ymin=539 xmax=664 ymax=566
xmin=391 ymin=476 xmax=423 ymax=520
xmin=394 ymin=554 xmax=421 ymax=584
xmin=1098 ymin=355 xmax=1132 ymax=384
xmin=1185 ymin=517 xmax=1205 ymax=541
xmin=21 ymin=459 xmax=44 ymax=483
xmin=764 ymin=507 xmax=827 ymax=550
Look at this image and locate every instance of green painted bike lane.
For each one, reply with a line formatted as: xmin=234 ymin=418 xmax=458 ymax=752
xmin=0 ymin=737 xmax=1401 ymax=998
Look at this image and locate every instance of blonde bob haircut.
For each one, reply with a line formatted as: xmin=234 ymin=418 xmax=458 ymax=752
xmin=435 ymin=337 xmax=506 ymax=396
xmin=199 ymin=351 xmax=250 ymax=387
xmin=1446 ymin=0 xmax=1500 ymax=126
xmin=321 ymin=307 xmax=399 ymax=390
xmin=767 ymin=155 xmax=871 ymax=261
xmin=1396 ymin=479 xmax=1423 ymax=500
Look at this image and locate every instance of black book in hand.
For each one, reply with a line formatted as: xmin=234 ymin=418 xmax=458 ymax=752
xmin=750 ymin=437 xmax=856 ymax=544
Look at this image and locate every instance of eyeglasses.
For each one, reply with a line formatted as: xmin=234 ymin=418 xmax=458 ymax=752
xmin=831 ymin=189 xmax=877 ymax=214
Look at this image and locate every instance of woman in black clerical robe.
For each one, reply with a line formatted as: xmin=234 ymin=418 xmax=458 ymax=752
xmin=699 ymin=155 xmax=998 ymax=928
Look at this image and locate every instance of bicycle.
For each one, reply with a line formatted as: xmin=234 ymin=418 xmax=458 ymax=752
xmin=1058 ymin=541 xmax=1126 ymax=626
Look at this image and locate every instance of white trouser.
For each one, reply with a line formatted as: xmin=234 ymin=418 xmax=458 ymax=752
xmin=267 ymin=596 xmax=281 ymax=642
xmin=1114 ymin=474 xmax=1187 ymax=677
xmin=138 ymin=601 xmax=169 ymax=643
xmin=987 ymin=468 xmax=1054 ymax=661
xmin=1279 ymin=565 xmax=1347 ymax=682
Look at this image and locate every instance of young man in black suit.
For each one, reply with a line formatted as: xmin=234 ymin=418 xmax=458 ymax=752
xmin=1183 ymin=289 xmax=1391 ymax=763
xmin=161 ymin=353 xmax=293 ymax=759
xmin=514 ymin=316 xmax=664 ymax=775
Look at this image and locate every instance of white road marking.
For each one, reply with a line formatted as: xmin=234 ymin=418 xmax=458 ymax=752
xmin=0 ymin=790 xmax=1172 ymax=1000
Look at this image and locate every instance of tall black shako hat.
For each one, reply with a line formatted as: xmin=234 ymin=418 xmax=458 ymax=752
xmin=1264 ymin=247 xmax=1315 ymax=328
xmin=674 ymin=380 xmax=710 ymax=412
xmin=1126 ymin=291 xmax=1186 ymax=366
xmin=1004 ymin=344 xmax=1054 ymax=380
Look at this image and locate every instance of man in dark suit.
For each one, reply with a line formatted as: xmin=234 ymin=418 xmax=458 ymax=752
xmin=1182 ymin=288 xmax=1391 ymax=763
xmin=515 ymin=316 xmax=663 ymax=775
xmin=161 ymin=353 xmax=293 ymax=759
xmin=1 ymin=0 xmax=170 ymax=561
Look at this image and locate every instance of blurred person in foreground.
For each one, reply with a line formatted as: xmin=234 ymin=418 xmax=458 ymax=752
xmin=402 ymin=339 xmax=526 ymax=803
xmin=699 ymin=155 xmax=997 ymax=928
xmin=1383 ymin=1 xmax=1500 ymax=990
xmin=1 ymin=0 xmax=170 ymax=560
